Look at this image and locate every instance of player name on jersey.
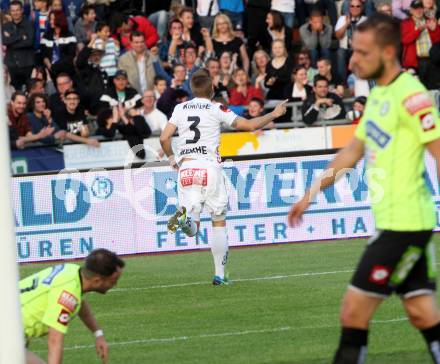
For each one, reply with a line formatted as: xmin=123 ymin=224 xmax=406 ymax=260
xmin=180 ymin=146 xmax=208 ymax=156
xmin=182 ymin=103 xmax=212 ymax=110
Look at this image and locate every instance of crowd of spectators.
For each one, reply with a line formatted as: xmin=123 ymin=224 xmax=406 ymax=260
xmin=3 ymin=0 xmax=440 ymax=155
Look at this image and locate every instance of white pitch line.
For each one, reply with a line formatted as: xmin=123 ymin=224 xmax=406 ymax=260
xmin=58 ymin=318 xmax=407 ymax=352
xmin=111 ymin=270 xmax=355 ymax=292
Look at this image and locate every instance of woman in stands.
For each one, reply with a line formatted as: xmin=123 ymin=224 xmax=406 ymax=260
xmin=251 ymin=49 xmax=270 ymax=97
xmin=211 ymin=13 xmax=249 ymax=74
xmin=264 ymin=39 xmax=293 ymax=101
xmin=283 ymin=65 xmax=313 ymax=102
xmin=218 ymin=51 xmax=236 ymax=90
xmin=261 ymin=10 xmax=292 ymax=53
xmin=229 ymin=67 xmax=264 ymax=107
xmin=40 ymin=10 xmax=77 ymax=79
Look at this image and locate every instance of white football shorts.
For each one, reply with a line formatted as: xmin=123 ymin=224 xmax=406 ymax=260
xmin=177 ymin=159 xmax=228 ymax=219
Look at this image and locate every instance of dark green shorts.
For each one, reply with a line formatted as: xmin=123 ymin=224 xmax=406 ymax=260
xmin=349 ymin=230 xmax=436 ymax=299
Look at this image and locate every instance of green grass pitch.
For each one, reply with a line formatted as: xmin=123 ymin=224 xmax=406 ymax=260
xmin=21 ymin=235 xmax=440 ymax=364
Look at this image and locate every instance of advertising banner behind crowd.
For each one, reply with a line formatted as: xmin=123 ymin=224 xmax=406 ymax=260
xmin=13 ymin=152 xmax=440 ymax=263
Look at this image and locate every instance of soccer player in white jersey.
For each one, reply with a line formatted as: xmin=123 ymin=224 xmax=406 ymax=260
xmin=160 ymin=69 xmax=287 ymax=285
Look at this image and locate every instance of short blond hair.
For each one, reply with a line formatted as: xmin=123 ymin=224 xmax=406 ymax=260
xmin=190 ymin=69 xmax=213 ymax=98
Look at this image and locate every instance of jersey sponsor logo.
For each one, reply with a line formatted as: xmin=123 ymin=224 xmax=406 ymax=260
xmin=420 ymin=113 xmax=436 ymax=131
xmin=220 ymin=104 xmax=231 ymax=113
xmin=58 ymin=290 xmax=78 ymax=312
xmin=42 ymin=264 xmax=65 ymax=285
xmin=180 ymin=168 xmax=208 ymax=187
xmin=180 ymin=145 xmax=208 ymax=156
xmin=57 ymin=309 xmax=70 ymax=326
xmin=369 ymin=265 xmax=391 ymax=285
xmin=365 ymin=120 xmax=391 ymax=148
xmin=403 ymin=92 xmax=433 ymax=115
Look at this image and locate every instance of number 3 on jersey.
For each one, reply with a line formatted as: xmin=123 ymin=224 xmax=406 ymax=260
xmin=185 ymin=116 xmax=201 ymax=144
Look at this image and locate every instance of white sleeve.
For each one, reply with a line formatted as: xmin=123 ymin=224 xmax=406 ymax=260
xmin=168 ymin=106 xmax=180 ymax=126
xmin=215 ymin=104 xmax=239 ymax=127
xmin=335 ymin=16 xmax=346 ymax=32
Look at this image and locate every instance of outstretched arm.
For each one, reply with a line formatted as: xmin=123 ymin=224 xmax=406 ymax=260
xmin=47 ymin=328 xmax=64 ymax=364
xmin=79 ymin=301 xmax=108 ymax=363
xmin=231 ymin=100 xmax=288 ymax=131
xmin=288 ymin=137 xmax=365 ymax=227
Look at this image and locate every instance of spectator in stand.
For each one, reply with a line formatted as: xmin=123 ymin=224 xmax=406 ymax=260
xmin=41 ymin=10 xmax=77 ymax=79
xmin=49 ymin=72 xmax=88 ymax=115
xmin=26 ymin=78 xmax=46 ymax=96
xmin=153 ymin=75 xmax=167 ymax=99
xmin=393 ymin=0 xmax=412 ymax=19
xmin=113 ymin=14 xmax=159 ymax=51
xmin=346 ymin=95 xmax=366 ymax=124
xmin=153 ymin=61 xmax=193 ymax=97
xmin=302 ymin=76 xmax=346 ymax=125
xmin=376 ymin=1 xmax=393 ymax=15
xmin=159 ymin=19 xmax=188 ymax=64
xmin=265 ymin=39 xmax=294 ymax=101
xmin=244 ymin=97 xmax=266 ymax=118
xmin=271 ymin=0 xmax=295 ymax=28
xmin=401 ymin=0 xmax=440 ymax=86
xmin=30 ymin=65 xmax=57 ymax=95
xmin=140 ymin=89 xmax=167 ymax=134
xmin=212 ymin=13 xmax=249 ymax=74
xmin=74 ymin=4 xmax=97 ymax=51
xmin=156 ymin=87 xmax=189 ymax=118
xmin=99 ymin=69 xmax=143 ymax=111
xmin=218 ymin=0 xmax=244 ymax=29
xmin=75 ymin=34 xmax=109 ymax=114
xmin=116 ymin=105 xmax=151 ymax=159
xmin=8 ymin=91 xmax=55 ymax=149
xmin=207 ymin=58 xmax=229 ymax=102
xmin=316 ymin=57 xmax=345 ymax=97
xmin=296 ymin=0 xmax=338 ymax=26
xmin=50 ymin=0 xmax=63 ymax=11
xmin=54 ymin=88 xmax=100 ymax=146
xmin=230 ymin=67 xmax=264 ymax=107
xmin=27 ymin=92 xmax=66 ymax=144
xmin=2 ymin=1 xmax=35 ymax=90
xmin=4 ymin=66 xmax=15 ymax=102
xmin=246 ymin=0 xmax=271 ymax=56
xmin=33 ymin=0 xmax=50 ymax=52
xmin=95 ymin=107 xmax=118 ymax=139
xmin=299 ymin=10 xmax=333 ymax=66
xmin=94 ymin=21 xmax=120 ymax=78
xmin=423 ymin=0 xmax=440 ymax=18
xmin=251 ymin=49 xmax=270 ymax=96
xmin=118 ymin=31 xmax=156 ymax=95
xmin=168 ymin=28 xmax=214 ymax=67
xmin=197 ymin=0 xmax=219 ymax=30
xmin=335 ymin=0 xmax=367 ymax=82
xmin=284 ymin=65 xmax=314 ymax=102
xmin=261 ymin=10 xmax=293 ymax=52
xmin=218 ymin=51 xmax=237 ymax=89
xmin=178 ymin=7 xmax=204 ymax=50
xmin=341 ymin=0 xmax=376 ymax=16
xmin=297 ymin=49 xmax=318 ymax=85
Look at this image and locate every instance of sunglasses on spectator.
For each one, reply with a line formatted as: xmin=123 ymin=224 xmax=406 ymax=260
xmin=66 ymin=97 xmax=79 ymax=101
xmin=350 ymin=4 xmax=362 ymax=7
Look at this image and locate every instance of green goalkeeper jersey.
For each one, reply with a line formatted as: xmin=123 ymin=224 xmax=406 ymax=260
xmin=20 ymin=264 xmax=82 ymax=338
xmin=355 ymin=72 xmax=440 ymax=231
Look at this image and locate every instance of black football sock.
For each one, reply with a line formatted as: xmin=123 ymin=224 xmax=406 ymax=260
xmin=332 ymin=327 xmax=368 ymax=364
xmin=421 ymin=322 xmax=440 ymax=363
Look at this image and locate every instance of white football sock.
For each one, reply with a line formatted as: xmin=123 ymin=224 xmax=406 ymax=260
xmin=211 ymin=226 xmax=229 ymax=279
xmin=180 ymin=214 xmax=198 ymax=237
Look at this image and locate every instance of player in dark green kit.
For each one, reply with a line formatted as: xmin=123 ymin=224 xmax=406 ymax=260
xmin=289 ymin=13 xmax=440 ymax=364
